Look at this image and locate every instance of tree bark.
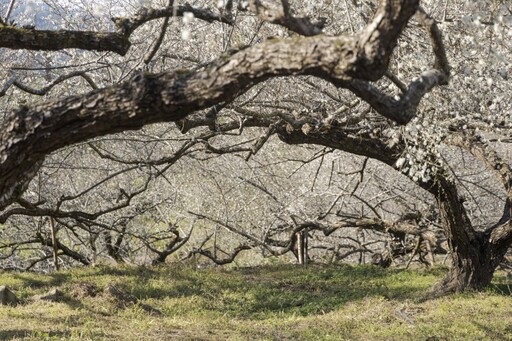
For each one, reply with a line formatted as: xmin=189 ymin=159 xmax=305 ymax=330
xmin=1 ymin=0 xmax=508 ymax=294
xmin=0 ymin=0 xmax=422 ymax=210
xmin=0 ymin=26 xmax=130 ymax=55
xmin=0 ymin=4 xmax=232 ymax=55
xmin=428 ymin=176 xmax=503 ymax=295
xmin=277 ymin=124 xmax=510 ymax=293
xmin=49 ymin=217 xmax=60 ymax=271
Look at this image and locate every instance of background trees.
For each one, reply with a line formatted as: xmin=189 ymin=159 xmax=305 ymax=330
xmin=0 ymin=0 xmax=510 ymax=295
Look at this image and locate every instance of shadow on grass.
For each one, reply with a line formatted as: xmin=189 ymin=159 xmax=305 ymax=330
xmin=89 ymin=265 xmax=160 ymax=278
xmin=6 ymin=263 xmax=510 ymax=320
xmin=127 ymin=264 xmax=445 ymax=318
xmin=11 ymin=271 xmax=72 ymax=289
xmin=473 ymin=322 xmax=511 ymax=341
xmin=40 ymin=263 xmax=437 ymax=318
xmin=86 ymin=264 xmax=207 ymax=299
xmin=489 ymin=283 xmax=512 ymax=296
xmin=206 ymin=264 xmax=435 ymax=317
xmin=109 ymin=264 xmax=442 ymax=318
xmin=0 ymin=329 xmax=71 ymax=339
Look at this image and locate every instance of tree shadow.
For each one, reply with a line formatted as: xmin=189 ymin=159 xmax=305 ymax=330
xmin=473 ymin=322 xmax=511 ymax=341
xmin=0 ymin=329 xmax=70 ymax=339
xmin=209 ymin=264 xmax=432 ymax=318
xmin=87 ymin=265 xmax=160 ymax=278
xmin=9 ymin=263 xmax=509 ymax=320
xmin=122 ymin=264 xmax=439 ymax=318
xmin=11 ymin=271 xmax=72 ymax=289
xmin=488 ymin=283 xmax=512 ymax=296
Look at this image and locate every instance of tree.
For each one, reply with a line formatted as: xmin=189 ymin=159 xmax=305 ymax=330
xmin=0 ymin=0 xmax=510 ymax=294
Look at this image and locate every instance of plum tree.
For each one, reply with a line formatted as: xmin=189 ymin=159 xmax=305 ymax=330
xmin=0 ymin=0 xmax=510 ymax=294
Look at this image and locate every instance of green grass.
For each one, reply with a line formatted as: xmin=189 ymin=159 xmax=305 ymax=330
xmin=0 ymin=263 xmax=510 ymax=340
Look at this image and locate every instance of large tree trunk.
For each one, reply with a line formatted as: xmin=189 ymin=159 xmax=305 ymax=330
xmin=278 ymin=127 xmax=511 ymax=294
xmin=431 ymin=233 xmax=494 ymax=294
xmin=430 ymin=177 xmax=511 ymax=295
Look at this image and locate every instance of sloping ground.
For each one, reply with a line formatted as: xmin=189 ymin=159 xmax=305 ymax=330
xmin=0 ymin=264 xmax=510 ymax=340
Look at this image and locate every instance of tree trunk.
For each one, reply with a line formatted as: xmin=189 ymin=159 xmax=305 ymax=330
xmin=296 ymin=231 xmax=305 ymax=265
xmin=430 ymin=233 xmax=494 ymax=295
xmin=429 ymin=177 xmax=508 ymax=295
xmin=49 ymin=217 xmax=60 ymax=271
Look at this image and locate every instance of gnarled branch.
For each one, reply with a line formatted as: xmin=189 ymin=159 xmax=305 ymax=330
xmin=0 ymin=0 xmax=422 ymax=209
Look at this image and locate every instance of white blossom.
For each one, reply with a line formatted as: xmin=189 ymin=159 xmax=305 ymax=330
xmin=181 ymin=28 xmax=191 ymax=40
xmin=183 ymin=12 xmax=194 ymax=24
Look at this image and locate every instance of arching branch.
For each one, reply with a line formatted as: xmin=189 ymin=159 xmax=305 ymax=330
xmin=112 ymin=3 xmax=233 ymax=36
xmin=248 ymin=0 xmax=326 ymax=36
xmin=0 ymin=71 xmax=98 ymax=97
xmin=0 ymin=26 xmax=131 ymax=55
xmin=0 ymin=0 xmax=423 ymax=209
xmin=0 ymin=3 xmax=232 ymax=55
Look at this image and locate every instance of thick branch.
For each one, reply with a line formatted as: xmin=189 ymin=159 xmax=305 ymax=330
xmin=342 ymin=70 xmax=447 ymax=124
xmin=248 ymin=0 xmax=325 ymax=36
xmin=0 ymin=0 xmax=421 ymax=209
xmin=195 ymin=244 xmax=252 ymax=265
xmin=416 ymin=8 xmax=450 ymax=77
xmin=0 ymin=26 xmax=130 ymax=55
xmin=276 ymin=126 xmax=401 ymax=166
xmin=355 ymin=0 xmax=419 ymax=79
xmin=36 ymin=232 xmax=91 ymax=266
xmin=113 ymin=4 xmax=233 ymax=36
xmin=0 ymin=4 xmax=231 ymax=55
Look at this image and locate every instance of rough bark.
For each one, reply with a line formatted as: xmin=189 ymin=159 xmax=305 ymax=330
xmin=268 ymin=116 xmax=509 ymax=293
xmin=248 ymin=0 xmax=325 ymax=36
xmin=0 ymin=0 xmax=421 ymax=210
xmin=3 ymin=0 xmax=508 ymax=293
xmin=0 ymin=4 xmax=231 ymax=55
xmin=0 ymin=26 xmax=131 ymax=55
xmin=425 ymin=133 xmax=512 ymax=294
xmin=425 ymin=177 xmax=492 ymax=294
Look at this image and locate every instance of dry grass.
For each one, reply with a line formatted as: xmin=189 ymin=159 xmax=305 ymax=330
xmin=0 ymin=264 xmax=510 ymax=340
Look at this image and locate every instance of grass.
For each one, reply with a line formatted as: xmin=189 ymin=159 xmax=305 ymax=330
xmin=0 ymin=263 xmax=510 ymax=340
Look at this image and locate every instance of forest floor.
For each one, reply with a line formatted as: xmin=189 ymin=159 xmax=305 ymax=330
xmin=0 ymin=263 xmax=510 ymax=340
